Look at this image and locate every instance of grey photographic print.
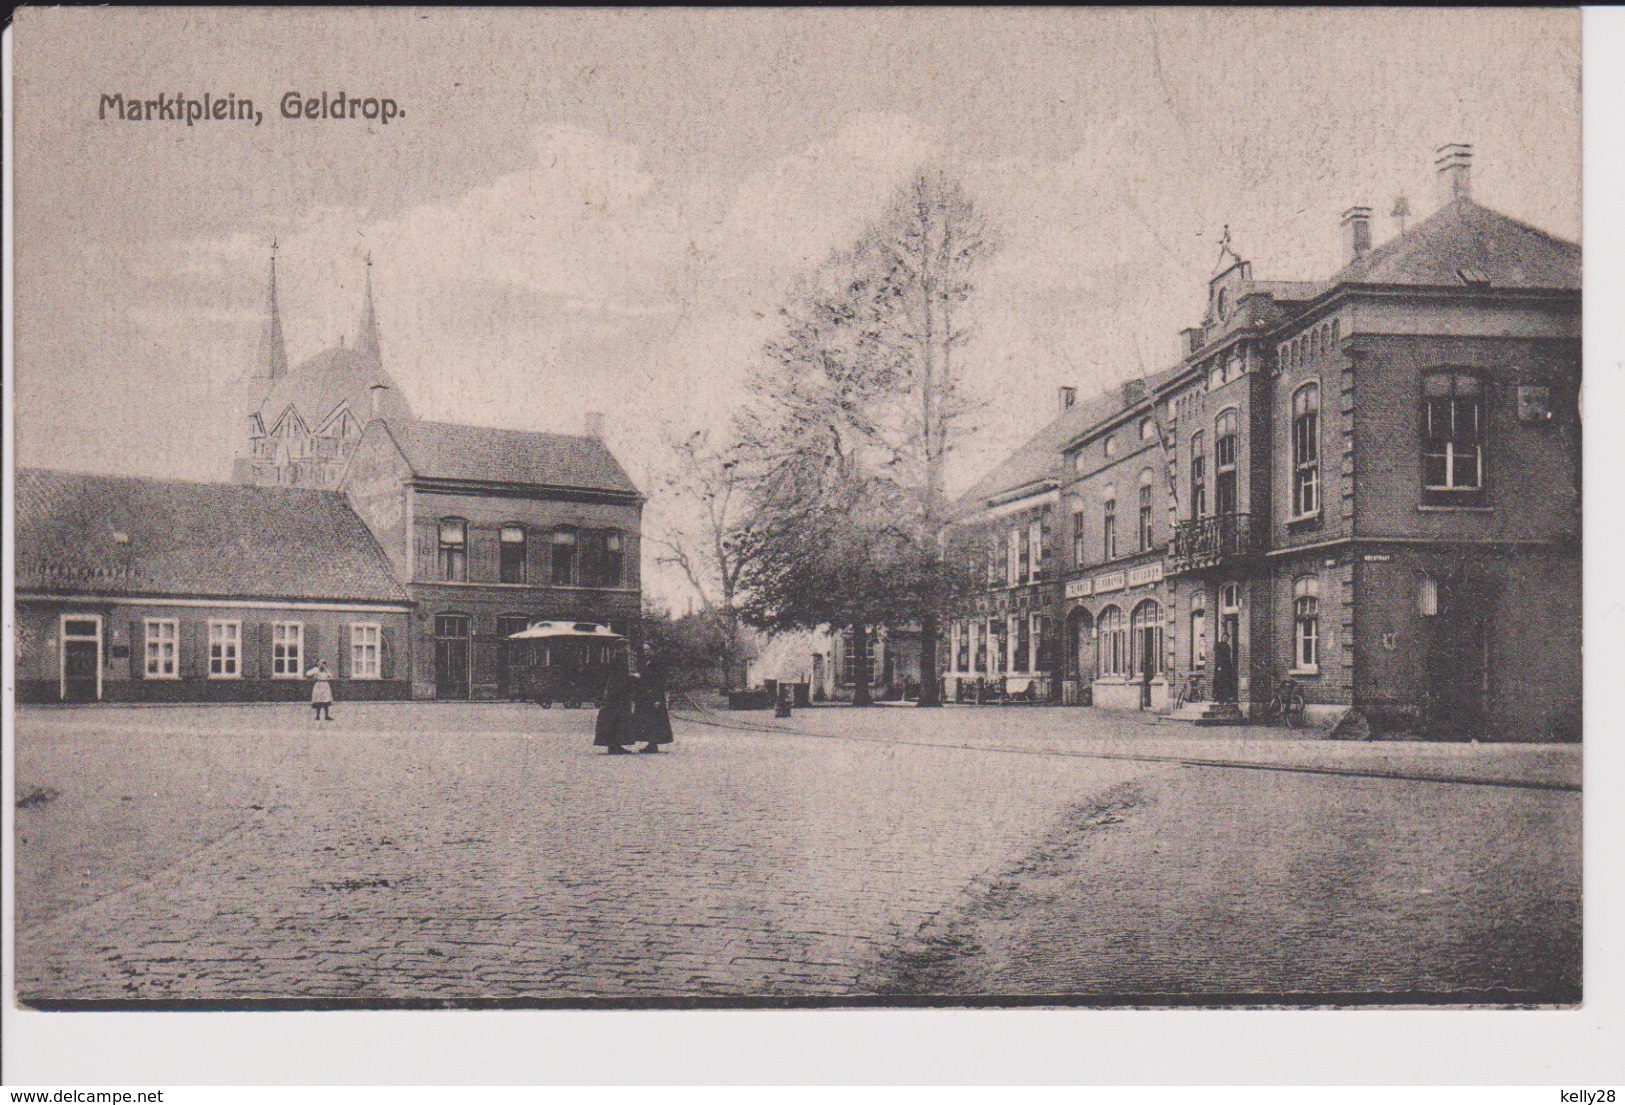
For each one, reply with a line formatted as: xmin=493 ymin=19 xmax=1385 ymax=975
xmin=9 ymin=7 xmax=1581 ymax=1012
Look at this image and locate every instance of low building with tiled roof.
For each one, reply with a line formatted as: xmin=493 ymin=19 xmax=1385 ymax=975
xmin=340 ymin=417 xmax=643 ymax=700
xmin=15 ymin=469 xmax=413 ymax=703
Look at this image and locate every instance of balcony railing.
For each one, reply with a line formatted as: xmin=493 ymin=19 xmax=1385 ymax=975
xmin=1169 ymin=512 xmax=1261 ymax=573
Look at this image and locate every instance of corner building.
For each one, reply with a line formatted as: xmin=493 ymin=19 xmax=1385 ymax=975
xmin=960 ymin=146 xmax=1580 ymax=739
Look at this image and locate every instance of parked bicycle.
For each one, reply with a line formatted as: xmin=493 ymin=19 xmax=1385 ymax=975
xmin=1172 ymin=673 xmax=1205 ymax=711
xmin=1263 ymin=676 xmax=1307 ymax=729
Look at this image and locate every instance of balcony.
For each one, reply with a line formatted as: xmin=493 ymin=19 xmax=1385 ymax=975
xmin=1169 ymin=512 xmax=1263 ymax=574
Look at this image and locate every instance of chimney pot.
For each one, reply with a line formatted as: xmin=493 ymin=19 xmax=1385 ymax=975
xmin=1341 ymin=205 xmax=1373 ymax=265
xmin=1057 ymin=386 xmax=1077 ymax=413
xmin=1435 ymin=142 xmax=1473 ymax=205
xmin=1180 ymin=327 xmax=1205 ymax=359
xmin=584 ymin=411 xmax=605 ymax=440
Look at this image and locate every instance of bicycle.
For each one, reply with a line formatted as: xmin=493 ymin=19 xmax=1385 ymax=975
xmin=1171 ymin=673 xmax=1205 ymax=711
xmin=1263 ymin=676 xmax=1307 ymax=729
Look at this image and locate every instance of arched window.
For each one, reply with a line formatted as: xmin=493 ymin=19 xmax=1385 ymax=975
xmin=601 ymin=530 xmax=624 ymax=587
xmin=1097 ymin=606 xmax=1126 ymax=678
xmin=500 ymin=524 xmax=527 ymax=584
xmin=1104 ymin=434 xmax=1119 ymax=457
xmin=438 ymin=518 xmax=467 ymax=582
xmin=1189 ymin=431 xmax=1207 ymax=518
xmin=1137 ymin=468 xmax=1155 ymax=551
xmin=1190 ymin=607 xmax=1208 ymax=669
xmin=1214 ymin=408 xmax=1239 ymax=516
xmin=1069 ymin=497 xmax=1086 ymax=568
xmin=987 ymin=531 xmax=1001 ymax=584
xmin=1131 ymin=600 xmax=1163 ymax=679
xmin=1294 ymin=577 xmax=1320 ymax=672
xmin=1292 ymin=383 xmax=1321 ymax=517
xmin=550 ymin=526 xmax=578 ymax=586
xmin=1309 ymin=328 xmax=1321 ymax=360
xmin=1330 ymin=319 xmax=1341 ymax=348
xmin=1101 ymin=484 xmax=1118 ymax=561
xmin=1423 ymin=372 xmax=1486 ymax=504
xmin=1140 ymin=417 xmax=1155 ymax=442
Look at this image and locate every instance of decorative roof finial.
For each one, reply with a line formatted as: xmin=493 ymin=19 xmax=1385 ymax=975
xmin=1214 ymin=224 xmax=1244 ymax=274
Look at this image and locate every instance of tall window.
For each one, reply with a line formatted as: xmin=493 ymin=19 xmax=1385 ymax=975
xmin=551 ymin=527 xmax=578 ymax=586
xmin=144 ymin=619 xmax=179 ymax=679
xmin=1131 ymin=600 xmax=1163 ymax=679
xmin=1017 ymin=525 xmax=1031 ymax=583
xmin=1071 ymin=506 xmax=1085 ymax=567
xmin=601 ymin=531 xmax=624 ymax=587
xmin=499 ymin=525 xmax=527 ymax=584
xmin=1102 ymin=487 xmax=1117 ymax=561
xmin=351 ymin=623 xmax=381 ymax=679
xmin=208 ymin=620 xmax=240 ymax=679
xmin=1215 ymin=409 xmax=1238 ymax=516
xmin=1029 ymin=518 xmax=1045 ymax=582
xmin=956 ymin=621 xmax=970 ymax=672
xmin=991 ymin=617 xmax=1008 ymax=674
xmin=438 ymin=518 xmax=468 ymax=582
xmin=1190 ymin=609 xmax=1208 ymax=669
xmin=271 ymin=622 xmax=304 ymax=678
xmin=841 ymin=627 xmax=882 ymax=685
xmin=1104 ymin=434 xmax=1119 ymax=458
xmin=974 ymin=618 xmax=987 ymax=673
xmin=1294 ymin=577 xmax=1321 ymax=672
xmin=1190 ymin=431 xmax=1207 ymax=518
xmin=1033 ymin=613 xmax=1050 ymax=673
xmin=1292 ymin=383 xmax=1321 ymax=517
xmin=1423 ymin=373 xmax=1486 ymax=504
xmin=1006 ymin=528 xmax=1021 ymax=586
xmin=1137 ymin=470 xmax=1155 ymax=551
xmin=1097 ymin=606 xmax=1126 ymax=678
xmin=987 ymin=532 xmax=1001 ymax=584
xmin=1014 ymin=614 xmax=1031 ymax=674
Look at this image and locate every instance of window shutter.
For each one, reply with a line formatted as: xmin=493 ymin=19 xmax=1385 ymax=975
xmin=339 ymin=625 xmax=352 ymax=680
xmin=130 ymin=620 xmax=144 ymax=680
xmin=304 ymin=625 xmax=320 ymax=673
xmin=380 ymin=625 xmax=395 ymax=680
xmin=252 ymin=621 xmax=268 ymax=679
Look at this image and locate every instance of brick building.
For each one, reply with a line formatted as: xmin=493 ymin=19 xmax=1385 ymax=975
xmin=14 ymin=469 xmax=413 ymax=703
xmin=954 ymin=145 xmax=1581 ymax=739
xmin=339 ymin=418 xmax=644 ymax=700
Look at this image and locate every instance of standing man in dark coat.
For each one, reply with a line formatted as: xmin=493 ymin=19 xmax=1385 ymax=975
xmin=1213 ymin=631 xmax=1238 ymax=704
xmin=594 ymin=662 xmax=635 ymax=754
xmin=632 ymin=655 xmax=675 ymax=753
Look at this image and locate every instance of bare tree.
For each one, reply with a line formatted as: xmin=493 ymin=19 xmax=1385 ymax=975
xmin=645 ymin=426 xmax=762 ymax=691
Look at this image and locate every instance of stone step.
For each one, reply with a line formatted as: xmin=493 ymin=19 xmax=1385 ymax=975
xmin=1162 ymin=702 xmax=1248 ymax=726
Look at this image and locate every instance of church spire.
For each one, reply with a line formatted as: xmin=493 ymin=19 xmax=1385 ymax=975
xmin=257 ymin=239 xmax=288 ymax=380
xmin=355 ymin=251 xmax=381 ymax=366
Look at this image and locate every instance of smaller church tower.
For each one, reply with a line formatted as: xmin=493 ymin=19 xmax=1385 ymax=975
xmin=256 ymin=240 xmax=289 ymax=381
xmin=355 ymin=252 xmax=382 ymax=368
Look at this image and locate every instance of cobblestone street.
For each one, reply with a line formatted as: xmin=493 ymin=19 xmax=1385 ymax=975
xmin=14 ymin=703 xmax=1580 ymax=1005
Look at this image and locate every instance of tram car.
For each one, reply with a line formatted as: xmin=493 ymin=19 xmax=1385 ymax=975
xmin=504 ymin=621 xmax=629 ymax=708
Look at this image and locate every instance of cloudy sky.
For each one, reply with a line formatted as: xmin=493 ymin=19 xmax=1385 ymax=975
xmin=11 ymin=9 xmax=1580 ymax=606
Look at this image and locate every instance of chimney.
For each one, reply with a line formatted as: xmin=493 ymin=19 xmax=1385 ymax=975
xmin=1180 ymin=327 xmax=1205 ymax=359
xmin=1120 ymin=379 xmax=1147 ymax=407
xmin=1341 ymin=206 xmax=1373 ymax=265
xmin=1435 ymin=143 xmax=1472 ymax=205
xmin=584 ymin=411 xmax=605 ymax=440
xmin=368 ymin=382 xmax=390 ymax=421
xmin=1057 ymin=385 xmax=1077 ymax=413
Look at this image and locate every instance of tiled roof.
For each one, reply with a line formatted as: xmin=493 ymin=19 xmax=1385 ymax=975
xmin=952 ymin=390 xmax=1121 ymax=517
xmin=14 ymin=469 xmax=408 ymax=603
xmin=380 ymin=419 xmax=642 ymax=497
xmin=1334 ymin=198 xmax=1580 ymax=291
xmin=251 ymin=347 xmax=414 ymax=433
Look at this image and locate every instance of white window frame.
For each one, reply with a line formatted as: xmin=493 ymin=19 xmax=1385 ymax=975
xmin=1292 ymin=382 xmax=1321 ymax=519
xmin=351 ymin=622 xmax=382 ymax=680
xmin=271 ymin=621 xmax=305 ymax=678
xmin=1028 ymin=519 xmax=1043 ymax=582
xmin=1293 ymin=578 xmax=1321 ymax=675
xmin=208 ymin=619 xmax=242 ymax=679
xmin=144 ymin=618 xmax=180 ymax=679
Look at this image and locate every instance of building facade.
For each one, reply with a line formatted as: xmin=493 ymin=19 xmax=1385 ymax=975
xmin=15 ymin=470 xmax=414 ymax=703
xmin=340 ymin=418 xmax=644 ymax=700
xmin=954 ymin=145 xmax=1581 ymax=739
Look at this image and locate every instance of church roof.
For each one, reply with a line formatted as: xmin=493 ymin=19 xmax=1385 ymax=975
xmin=1332 ymin=197 xmax=1580 ymax=291
xmin=252 ymin=346 xmax=414 ymax=434
xmin=377 ymin=419 xmax=643 ymax=498
xmin=14 ymin=468 xmax=409 ymax=604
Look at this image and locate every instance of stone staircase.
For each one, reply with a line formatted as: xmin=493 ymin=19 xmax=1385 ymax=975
xmin=1161 ymin=700 xmax=1248 ymax=726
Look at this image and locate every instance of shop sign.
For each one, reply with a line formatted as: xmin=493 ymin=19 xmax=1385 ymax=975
xmin=1362 ymin=554 xmax=1392 ymax=563
xmin=1065 ymin=578 xmax=1094 ymax=599
xmin=1127 ymin=562 xmax=1165 ymax=588
xmin=1093 ymin=571 xmax=1125 ymax=594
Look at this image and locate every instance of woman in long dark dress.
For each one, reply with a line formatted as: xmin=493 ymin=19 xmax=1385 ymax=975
xmin=631 ymin=657 xmax=675 ymax=754
xmin=594 ymin=663 xmax=635 ymax=754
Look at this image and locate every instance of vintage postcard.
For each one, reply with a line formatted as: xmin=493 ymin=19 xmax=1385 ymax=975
xmin=6 ymin=5 xmax=1584 ymax=1043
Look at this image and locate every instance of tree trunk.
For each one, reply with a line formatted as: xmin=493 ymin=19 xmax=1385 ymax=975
xmin=851 ymin=623 xmax=873 ymax=707
xmin=917 ymin=608 xmax=942 ymax=706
